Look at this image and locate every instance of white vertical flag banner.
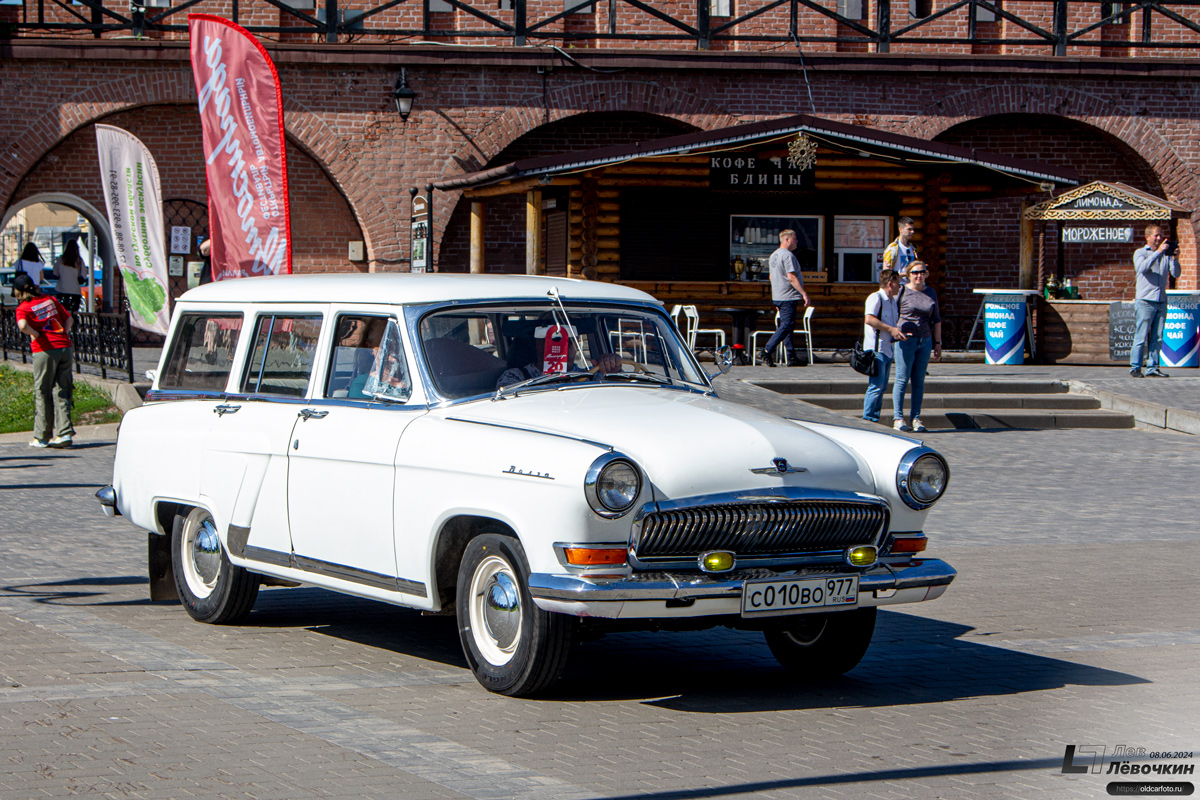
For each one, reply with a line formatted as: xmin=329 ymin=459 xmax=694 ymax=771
xmin=94 ymin=124 xmax=171 ymax=335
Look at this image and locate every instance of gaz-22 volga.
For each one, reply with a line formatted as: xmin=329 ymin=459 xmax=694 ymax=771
xmin=99 ymin=274 xmax=955 ymax=696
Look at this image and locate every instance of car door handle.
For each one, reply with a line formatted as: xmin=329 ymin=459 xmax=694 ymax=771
xmin=214 ymin=403 xmax=241 ymax=416
xmin=298 ymin=408 xmax=328 ymax=420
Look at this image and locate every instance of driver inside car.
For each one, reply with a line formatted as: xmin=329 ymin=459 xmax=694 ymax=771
xmin=495 ymin=331 xmax=623 ymax=390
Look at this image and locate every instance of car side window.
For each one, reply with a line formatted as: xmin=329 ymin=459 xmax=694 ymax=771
xmin=160 ymin=313 xmax=244 ymax=391
xmin=241 ymin=314 xmax=323 ymax=397
xmin=326 ymin=315 xmax=410 ymax=402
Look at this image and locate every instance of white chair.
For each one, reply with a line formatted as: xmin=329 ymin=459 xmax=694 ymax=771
xmin=750 ymin=311 xmax=782 ymax=365
xmin=751 ymin=306 xmax=814 ymax=366
xmin=680 ymin=305 xmax=725 ymax=354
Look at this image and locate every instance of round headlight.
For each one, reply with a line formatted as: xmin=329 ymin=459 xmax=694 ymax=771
xmin=897 ymin=448 xmax=949 ymax=510
xmin=585 ymin=453 xmax=642 ymax=518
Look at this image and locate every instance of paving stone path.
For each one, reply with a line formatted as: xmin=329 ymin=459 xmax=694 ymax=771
xmin=2 ymin=360 xmax=1198 ymax=799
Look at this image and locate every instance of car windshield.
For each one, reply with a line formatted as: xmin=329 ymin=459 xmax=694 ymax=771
xmin=417 ymin=302 xmax=709 ymax=400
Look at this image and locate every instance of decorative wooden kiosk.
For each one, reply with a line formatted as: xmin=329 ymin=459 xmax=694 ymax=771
xmin=434 ymin=115 xmax=1079 ymax=350
xmin=1022 ymin=182 xmax=1193 ymax=364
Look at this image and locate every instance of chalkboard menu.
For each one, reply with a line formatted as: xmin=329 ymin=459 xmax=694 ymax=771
xmin=1109 ymin=301 xmax=1136 ymax=361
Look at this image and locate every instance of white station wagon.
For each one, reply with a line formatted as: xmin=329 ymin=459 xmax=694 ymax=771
xmin=99 ymin=274 xmax=955 ymax=696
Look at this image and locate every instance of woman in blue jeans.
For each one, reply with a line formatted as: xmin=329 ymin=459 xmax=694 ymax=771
xmin=892 ymin=262 xmax=942 ymax=432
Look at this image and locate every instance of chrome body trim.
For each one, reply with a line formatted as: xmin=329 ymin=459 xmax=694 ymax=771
xmin=447 ymin=416 xmax=613 ymax=450
xmin=528 ymin=558 xmax=957 ymax=604
xmin=896 ymin=447 xmax=950 ymax=510
xmin=240 ymin=546 xmax=428 ymax=598
xmin=629 ymin=487 xmax=890 ymax=569
xmin=143 ymin=390 xmax=431 ymax=411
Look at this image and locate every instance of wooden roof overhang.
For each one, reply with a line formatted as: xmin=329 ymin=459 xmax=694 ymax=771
xmin=1023 ymin=181 xmax=1192 ymax=221
xmin=434 ymin=114 xmax=1081 ymax=199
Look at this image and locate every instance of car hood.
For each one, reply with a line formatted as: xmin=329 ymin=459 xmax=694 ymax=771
xmin=443 ymin=387 xmax=876 ymax=500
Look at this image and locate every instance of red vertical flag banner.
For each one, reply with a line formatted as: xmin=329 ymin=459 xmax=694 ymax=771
xmin=188 ymin=14 xmax=291 ymax=279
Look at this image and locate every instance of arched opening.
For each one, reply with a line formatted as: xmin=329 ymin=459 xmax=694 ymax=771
xmin=438 ymin=111 xmax=700 ymax=272
xmin=4 ymin=103 xmax=369 ymax=328
xmin=935 ymin=113 xmax=1175 ymax=313
xmin=2 ymin=194 xmax=116 ymax=312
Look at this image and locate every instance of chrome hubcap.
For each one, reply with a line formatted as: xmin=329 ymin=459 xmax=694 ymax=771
xmin=483 ymin=572 xmax=521 ymax=651
xmin=469 ymin=554 xmax=522 ymax=666
xmin=180 ymin=509 xmax=222 ymax=600
xmin=192 ymin=519 xmax=221 ymax=586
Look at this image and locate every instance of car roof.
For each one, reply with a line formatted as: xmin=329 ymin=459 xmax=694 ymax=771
xmin=176 ymin=273 xmax=661 ymax=306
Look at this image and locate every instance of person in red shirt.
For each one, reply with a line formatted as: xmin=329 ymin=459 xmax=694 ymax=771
xmin=12 ymin=273 xmax=76 ymax=448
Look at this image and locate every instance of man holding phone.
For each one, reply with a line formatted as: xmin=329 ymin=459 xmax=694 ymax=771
xmin=1129 ymin=223 xmax=1180 ymax=378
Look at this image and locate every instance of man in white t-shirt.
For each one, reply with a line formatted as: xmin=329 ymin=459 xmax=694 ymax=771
xmin=862 ymin=268 xmax=907 ymax=422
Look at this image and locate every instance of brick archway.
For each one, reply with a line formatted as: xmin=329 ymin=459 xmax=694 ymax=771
xmin=0 ymin=72 xmax=391 ymax=268
xmin=908 ymin=85 xmax=1200 ymax=221
xmin=438 ymin=80 xmax=740 ymax=184
xmin=9 ymin=103 xmax=368 ymax=278
xmin=430 ymin=82 xmax=740 ymax=266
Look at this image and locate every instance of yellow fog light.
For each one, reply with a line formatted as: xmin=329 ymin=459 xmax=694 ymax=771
xmin=699 ymin=551 xmax=736 ymax=573
xmin=847 ymin=546 xmax=878 ymax=567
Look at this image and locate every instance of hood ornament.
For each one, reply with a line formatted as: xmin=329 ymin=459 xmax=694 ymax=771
xmin=750 ymin=458 xmax=806 ymax=475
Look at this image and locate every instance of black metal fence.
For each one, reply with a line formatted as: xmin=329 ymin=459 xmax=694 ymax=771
xmin=7 ymin=0 xmax=1200 ymax=53
xmin=1 ymin=306 xmax=135 ymax=383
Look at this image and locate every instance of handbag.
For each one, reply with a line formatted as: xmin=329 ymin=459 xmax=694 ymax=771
xmin=850 ymin=339 xmax=877 ymax=377
xmin=850 ymin=295 xmax=881 ymax=377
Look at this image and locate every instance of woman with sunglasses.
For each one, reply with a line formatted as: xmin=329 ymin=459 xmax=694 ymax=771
xmin=892 ymin=261 xmax=941 ymax=432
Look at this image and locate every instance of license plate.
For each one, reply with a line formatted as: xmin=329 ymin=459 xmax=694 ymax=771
xmin=741 ymin=575 xmax=859 ymax=617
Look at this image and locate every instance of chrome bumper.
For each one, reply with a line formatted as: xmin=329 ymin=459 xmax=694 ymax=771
xmin=96 ymin=485 xmax=119 ymax=517
xmin=529 ymin=558 xmax=956 ymax=603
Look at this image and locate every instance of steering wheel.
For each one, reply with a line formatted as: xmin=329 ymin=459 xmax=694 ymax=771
xmin=592 ymin=359 xmax=650 ymax=375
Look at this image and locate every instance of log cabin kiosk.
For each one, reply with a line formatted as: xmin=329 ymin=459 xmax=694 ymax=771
xmin=434 ymin=115 xmax=1080 ymax=353
xmin=1023 ymin=182 xmax=1194 ymax=364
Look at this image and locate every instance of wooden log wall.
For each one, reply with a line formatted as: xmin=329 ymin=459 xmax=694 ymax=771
xmin=1037 ymin=300 xmax=1114 ymax=364
xmin=570 ymin=175 xmax=613 ymax=278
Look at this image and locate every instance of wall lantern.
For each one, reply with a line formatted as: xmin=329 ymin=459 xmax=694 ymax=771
xmin=392 ymin=68 xmax=417 ymax=122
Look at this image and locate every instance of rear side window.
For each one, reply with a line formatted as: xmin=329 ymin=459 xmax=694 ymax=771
xmin=241 ymin=314 xmax=323 ymax=397
xmin=160 ymin=313 xmax=244 ymax=391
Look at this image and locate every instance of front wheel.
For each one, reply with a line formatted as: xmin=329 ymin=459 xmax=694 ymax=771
xmin=456 ymin=533 xmax=574 ymax=697
xmin=764 ymin=607 xmax=877 ymax=680
xmin=171 ymin=507 xmax=259 ymax=624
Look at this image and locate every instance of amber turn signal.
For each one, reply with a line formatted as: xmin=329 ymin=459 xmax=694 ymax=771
xmin=889 ymin=536 xmax=928 ymax=554
xmin=564 ymin=547 xmax=628 ymax=566
xmin=847 ymin=546 xmax=878 ymax=567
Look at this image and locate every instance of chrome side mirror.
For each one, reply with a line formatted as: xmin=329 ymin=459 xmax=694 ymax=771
xmin=144 ymin=369 xmax=158 ymax=384
xmin=709 ymin=345 xmax=734 ymax=378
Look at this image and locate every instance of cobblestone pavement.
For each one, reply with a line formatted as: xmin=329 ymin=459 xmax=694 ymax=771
xmin=2 ymin=386 xmax=1199 ymax=798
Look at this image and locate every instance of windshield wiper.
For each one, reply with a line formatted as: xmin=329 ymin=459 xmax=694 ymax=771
xmin=493 ymin=370 xmax=596 ymax=400
xmin=598 ymin=371 xmax=674 ymax=386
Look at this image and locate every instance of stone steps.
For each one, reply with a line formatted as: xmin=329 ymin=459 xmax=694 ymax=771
xmin=802 ymin=393 xmax=1102 ymax=411
xmin=751 ymin=378 xmax=1135 ymax=430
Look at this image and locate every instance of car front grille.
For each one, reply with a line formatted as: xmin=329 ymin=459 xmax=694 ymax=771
xmin=632 ymin=499 xmax=888 ymax=563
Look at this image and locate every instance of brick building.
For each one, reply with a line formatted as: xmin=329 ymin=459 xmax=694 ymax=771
xmin=2 ymin=0 xmax=1199 ymax=346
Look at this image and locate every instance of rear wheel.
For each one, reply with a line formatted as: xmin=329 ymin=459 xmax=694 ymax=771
xmin=171 ymin=507 xmax=259 ymax=624
xmin=764 ymin=607 xmax=877 ymax=680
xmin=456 ymin=532 xmax=574 ymax=697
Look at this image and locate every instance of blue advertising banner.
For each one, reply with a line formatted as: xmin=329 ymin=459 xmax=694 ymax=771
xmin=1160 ymin=295 xmax=1200 ymax=368
xmin=984 ymin=295 xmax=1027 ymax=365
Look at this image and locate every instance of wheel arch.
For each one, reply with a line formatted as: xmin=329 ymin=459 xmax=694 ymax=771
xmin=431 ymin=514 xmax=518 ymax=613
